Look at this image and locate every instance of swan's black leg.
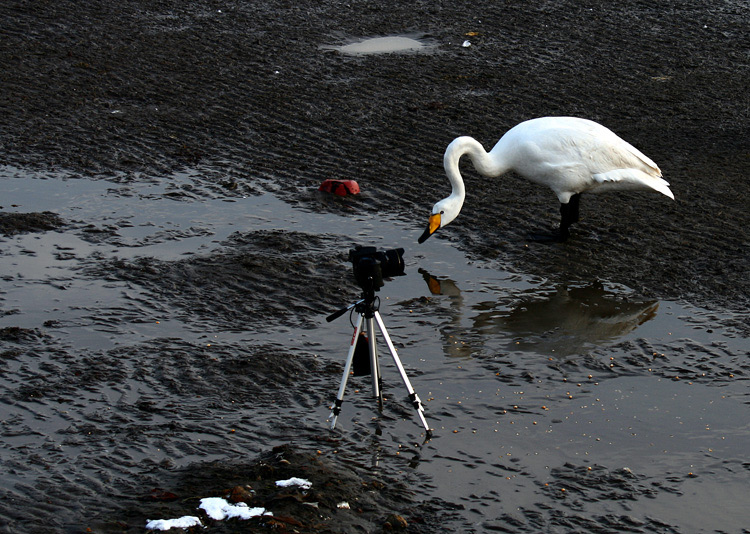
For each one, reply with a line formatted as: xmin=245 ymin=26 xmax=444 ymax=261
xmin=559 ymin=194 xmax=581 ymax=241
xmin=530 ymin=194 xmax=581 ymax=242
xmin=558 ymin=220 xmax=571 ymax=241
xmin=569 ymin=193 xmax=580 ymax=224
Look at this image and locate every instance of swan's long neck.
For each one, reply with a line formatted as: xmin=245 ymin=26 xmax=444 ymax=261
xmin=444 ymin=137 xmax=509 ymax=200
xmin=443 ymin=142 xmax=466 ymax=202
xmin=432 ymin=137 xmax=511 ymax=228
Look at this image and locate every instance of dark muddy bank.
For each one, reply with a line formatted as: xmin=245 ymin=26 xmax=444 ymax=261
xmin=1 ymin=0 xmax=749 ymax=533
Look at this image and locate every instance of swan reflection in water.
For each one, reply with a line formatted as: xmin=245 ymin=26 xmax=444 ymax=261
xmin=420 ymin=270 xmax=658 ymax=357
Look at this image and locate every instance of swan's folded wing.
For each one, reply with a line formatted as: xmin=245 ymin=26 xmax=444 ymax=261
xmin=593 ymin=169 xmax=674 ymax=199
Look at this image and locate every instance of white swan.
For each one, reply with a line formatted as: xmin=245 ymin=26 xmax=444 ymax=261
xmin=418 ymin=116 xmax=674 ymax=243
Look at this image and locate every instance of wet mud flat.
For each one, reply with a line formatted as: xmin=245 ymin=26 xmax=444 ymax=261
xmin=2 ymin=0 xmax=748 ymax=311
xmin=1 ymin=0 xmax=749 ymax=533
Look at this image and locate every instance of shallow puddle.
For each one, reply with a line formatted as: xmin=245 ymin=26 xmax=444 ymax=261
xmin=323 ymin=35 xmax=431 ymax=55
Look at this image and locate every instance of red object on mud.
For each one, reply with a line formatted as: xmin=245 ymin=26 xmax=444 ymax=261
xmin=319 ymin=179 xmax=360 ymax=196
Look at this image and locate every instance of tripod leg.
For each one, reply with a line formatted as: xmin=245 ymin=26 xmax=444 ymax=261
xmin=374 ymin=312 xmax=432 ymax=435
xmin=365 ymin=316 xmax=383 ymax=410
xmin=329 ymin=314 xmax=364 ymax=430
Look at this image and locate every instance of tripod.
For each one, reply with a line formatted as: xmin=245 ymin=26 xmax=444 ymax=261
xmin=326 ymin=285 xmax=431 ymax=437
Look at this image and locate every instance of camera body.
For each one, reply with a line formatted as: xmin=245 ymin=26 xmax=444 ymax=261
xmin=349 ymin=246 xmax=405 ymax=291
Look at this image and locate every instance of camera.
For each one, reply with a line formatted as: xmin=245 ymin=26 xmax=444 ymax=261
xmin=349 ymin=246 xmax=405 ymax=291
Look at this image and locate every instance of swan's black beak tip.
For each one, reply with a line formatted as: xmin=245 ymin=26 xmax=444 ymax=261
xmin=419 ymin=213 xmax=441 ymax=244
xmin=418 ymin=225 xmax=432 ymax=244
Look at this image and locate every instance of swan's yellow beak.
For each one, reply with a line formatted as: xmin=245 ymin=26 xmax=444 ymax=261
xmin=418 ymin=213 xmax=441 ymax=243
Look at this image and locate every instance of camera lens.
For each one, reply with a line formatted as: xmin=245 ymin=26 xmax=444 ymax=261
xmin=349 ymin=246 xmax=405 ymax=292
xmin=377 ymin=248 xmax=405 ymax=278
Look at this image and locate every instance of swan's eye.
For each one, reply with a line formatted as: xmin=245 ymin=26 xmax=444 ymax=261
xmin=440 ymin=210 xmax=445 ymax=214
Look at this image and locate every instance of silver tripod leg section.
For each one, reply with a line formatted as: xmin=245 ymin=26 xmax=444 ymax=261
xmin=366 ymin=316 xmax=383 ymax=409
xmin=374 ymin=311 xmax=431 ymax=434
xmin=329 ymin=313 xmax=364 ymax=430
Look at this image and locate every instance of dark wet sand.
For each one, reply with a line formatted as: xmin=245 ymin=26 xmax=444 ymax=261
xmin=1 ymin=1 xmax=748 ymax=532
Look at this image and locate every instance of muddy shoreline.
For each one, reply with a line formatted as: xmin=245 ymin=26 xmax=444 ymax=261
xmin=1 ymin=1 xmax=749 ymax=532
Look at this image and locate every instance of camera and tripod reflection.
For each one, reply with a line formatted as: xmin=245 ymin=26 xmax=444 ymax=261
xmin=326 ymin=246 xmax=431 ymax=437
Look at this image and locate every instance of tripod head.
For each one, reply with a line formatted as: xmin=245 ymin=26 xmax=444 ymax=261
xmin=326 ymin=245 xmax=405 ymax=323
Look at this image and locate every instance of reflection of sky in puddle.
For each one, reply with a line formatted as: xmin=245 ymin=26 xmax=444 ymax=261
xmin=321 ymin=35 xmax=432 ymax=55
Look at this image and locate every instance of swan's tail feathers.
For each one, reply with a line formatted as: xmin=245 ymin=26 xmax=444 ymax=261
xmin=651 ymin=177 xmax=674 ymax=200
xmin=593 ymin=169 xmax=674 ymax=200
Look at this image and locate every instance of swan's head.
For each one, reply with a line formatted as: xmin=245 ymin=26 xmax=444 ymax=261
xmin=418 ymin=137 xmax=472 ymax=243
xmin=418 ymin=197 xmax=462 ymax=243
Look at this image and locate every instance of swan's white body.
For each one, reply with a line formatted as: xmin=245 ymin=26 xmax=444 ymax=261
xmin=419 ymin=117 xmax=674 ymax=242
